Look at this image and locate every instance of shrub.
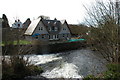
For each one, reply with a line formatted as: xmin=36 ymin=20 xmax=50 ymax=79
xmin=103 ymin=63 xmax=120 ymax=80
xmin=83 ymin=75 xmax=98 ymax=80
xmin=2 ymin=56 xmax=43 ymax=80
xmin=83 ymin=63 xmax=120 ymax=80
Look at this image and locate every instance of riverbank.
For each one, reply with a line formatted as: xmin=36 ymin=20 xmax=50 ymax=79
xmin=2 ymin=41 xmax=87 ymax=55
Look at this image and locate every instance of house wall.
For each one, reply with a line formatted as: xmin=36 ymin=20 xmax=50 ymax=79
xmin=33 ymin=21 xmax=48 ymax=35
xmin=31 ymin=21 xmax=49 ymax=41
xmin=25 ymin=20 xmax=71 ymax=41
xmin=59 ymin=23 xmax=71 ymax=40
xmin=38 ymin=34 xmax=49 ymax=41
xmin=25 ymin=36 xmax=33 ymax=41
xmin=59 ymin=34 xmax=71 ymax=40
xmin=59 ymin=23 xmax=71 ymax=34
xmin=31 ymin=23 xmax=71 ymax=41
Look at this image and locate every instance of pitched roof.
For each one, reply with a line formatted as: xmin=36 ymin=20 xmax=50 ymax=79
xmin=24 ymin=18 xmax=41 ymax=35
xmin=42 ymin=19 xmax=62 ymax=34
xmin=42 ymin=19 xmax=61 ymax=28
xmin=60 ymin=20 xmax=66 ymax=24
xmin=24 ymin=18 xmax=71 ymax=35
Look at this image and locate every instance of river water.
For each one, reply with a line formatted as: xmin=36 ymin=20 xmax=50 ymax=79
xmin=28 ymin=49 xmax=107 ymax=78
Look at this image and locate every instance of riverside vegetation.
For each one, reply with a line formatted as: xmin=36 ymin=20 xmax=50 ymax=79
xmin=83 ymin=0 xmax=120 ymax=79
xmin=2 ymin=14 xmax=43 ymax=80
xmin=2 ymin=0 xmax=120 ymax=79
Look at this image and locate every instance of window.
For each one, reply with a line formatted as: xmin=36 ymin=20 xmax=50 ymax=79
xmin=63 ymin=28 xmax=66 ymax=30
xmin=52 ymin=27 xmax=54 ymax=31
xmin=55 ymin=27 xmax=58 ymax=31
xmin=39 ymin=27 xmax=40 ymax=30
xmin=39 ymin=27 xmax=43 ymax=30
xmin=18 ymin=24 xmax=20 ymax=27
xmin=41 ymin=27 xmax=43 ymax=30
xmin=67 ymin=34 xmax=68 ymax=37
xmin=49 ymin=35 xmax=50 ymax=39
xmin=42 ymin=35 xmax=44 ymax=38
xmin=35 ymin=36 xmax=38 ymax=39
xmin=49 ymin=28 xmax=51 ymax=31
xmin=56 ymin=35 xmax=58 ymax=39
xmin=63 ymin=34 xmax=65 ymax=37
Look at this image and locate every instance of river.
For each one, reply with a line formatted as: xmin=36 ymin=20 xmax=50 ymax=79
xmin=28 ymin=48 xmax=107 ymax=78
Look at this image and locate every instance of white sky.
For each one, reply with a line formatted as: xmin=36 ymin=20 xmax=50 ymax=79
xmin=0 ymin=0 xmax=110 ymax=24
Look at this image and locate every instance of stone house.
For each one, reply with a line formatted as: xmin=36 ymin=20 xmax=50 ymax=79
xmin=24 ymin=17 xmax=71 ymax=41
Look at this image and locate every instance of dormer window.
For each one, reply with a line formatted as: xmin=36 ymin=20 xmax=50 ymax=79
xmin=55 ymin=27 xmax=58 ymax=31
xmin=49 ymin=27 xmax=51 ymax=31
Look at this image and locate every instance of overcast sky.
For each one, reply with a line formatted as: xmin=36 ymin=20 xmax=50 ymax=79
xmin=0 ymin=0 xmax=111 ymax=24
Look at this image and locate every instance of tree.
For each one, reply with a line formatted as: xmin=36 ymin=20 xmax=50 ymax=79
xmin=2 ymin=14 xmax=10 ymax=28
xmin=84 ymin=0 xmax=120 ymax=63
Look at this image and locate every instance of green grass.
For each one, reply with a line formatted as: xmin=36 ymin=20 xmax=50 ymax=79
xmin=1 ymin=40 xmax=31 ymax=46
xmin=13 ymin=40 xmax=31 ymax=45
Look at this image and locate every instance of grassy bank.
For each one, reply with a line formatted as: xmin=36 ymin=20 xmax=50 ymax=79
xmin=2 ymin=41 xmax=87 ymax=55
xmin=1 ymin=40 xmax=31 ymax=46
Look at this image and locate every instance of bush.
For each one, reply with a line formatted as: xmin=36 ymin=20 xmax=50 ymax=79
xmin=83 ymin=63 xmax=120 ymax=80
xmin=2 ymin=56 xmax=43 ymax=80
xmin=83 ymin=75 xmax=96 ymax=80
xmin=103 ymin=63 xmax=120 ymax=80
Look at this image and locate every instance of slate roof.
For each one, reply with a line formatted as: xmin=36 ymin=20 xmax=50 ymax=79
xmin=24 ymin=17 xmax=69 ymax=35
xmin=42 ymin=19 xmax=61 ymax=27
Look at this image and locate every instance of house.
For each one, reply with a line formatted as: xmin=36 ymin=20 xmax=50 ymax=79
xmin=24 ymin=17 xmax=71 ymax=41
xmin=12 ymin=19 xmax=23 ymax=28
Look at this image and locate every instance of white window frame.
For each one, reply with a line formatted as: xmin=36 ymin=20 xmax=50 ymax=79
xmin=55 ymin=27 xmax=58 ymax=31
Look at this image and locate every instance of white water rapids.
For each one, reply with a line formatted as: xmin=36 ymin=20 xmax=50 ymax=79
xmin=28 ymin=49 xmax=107 ymax=78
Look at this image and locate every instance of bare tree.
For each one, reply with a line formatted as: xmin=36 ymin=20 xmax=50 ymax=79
xmin=84 ymin=0 xmax=120 ymax=63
